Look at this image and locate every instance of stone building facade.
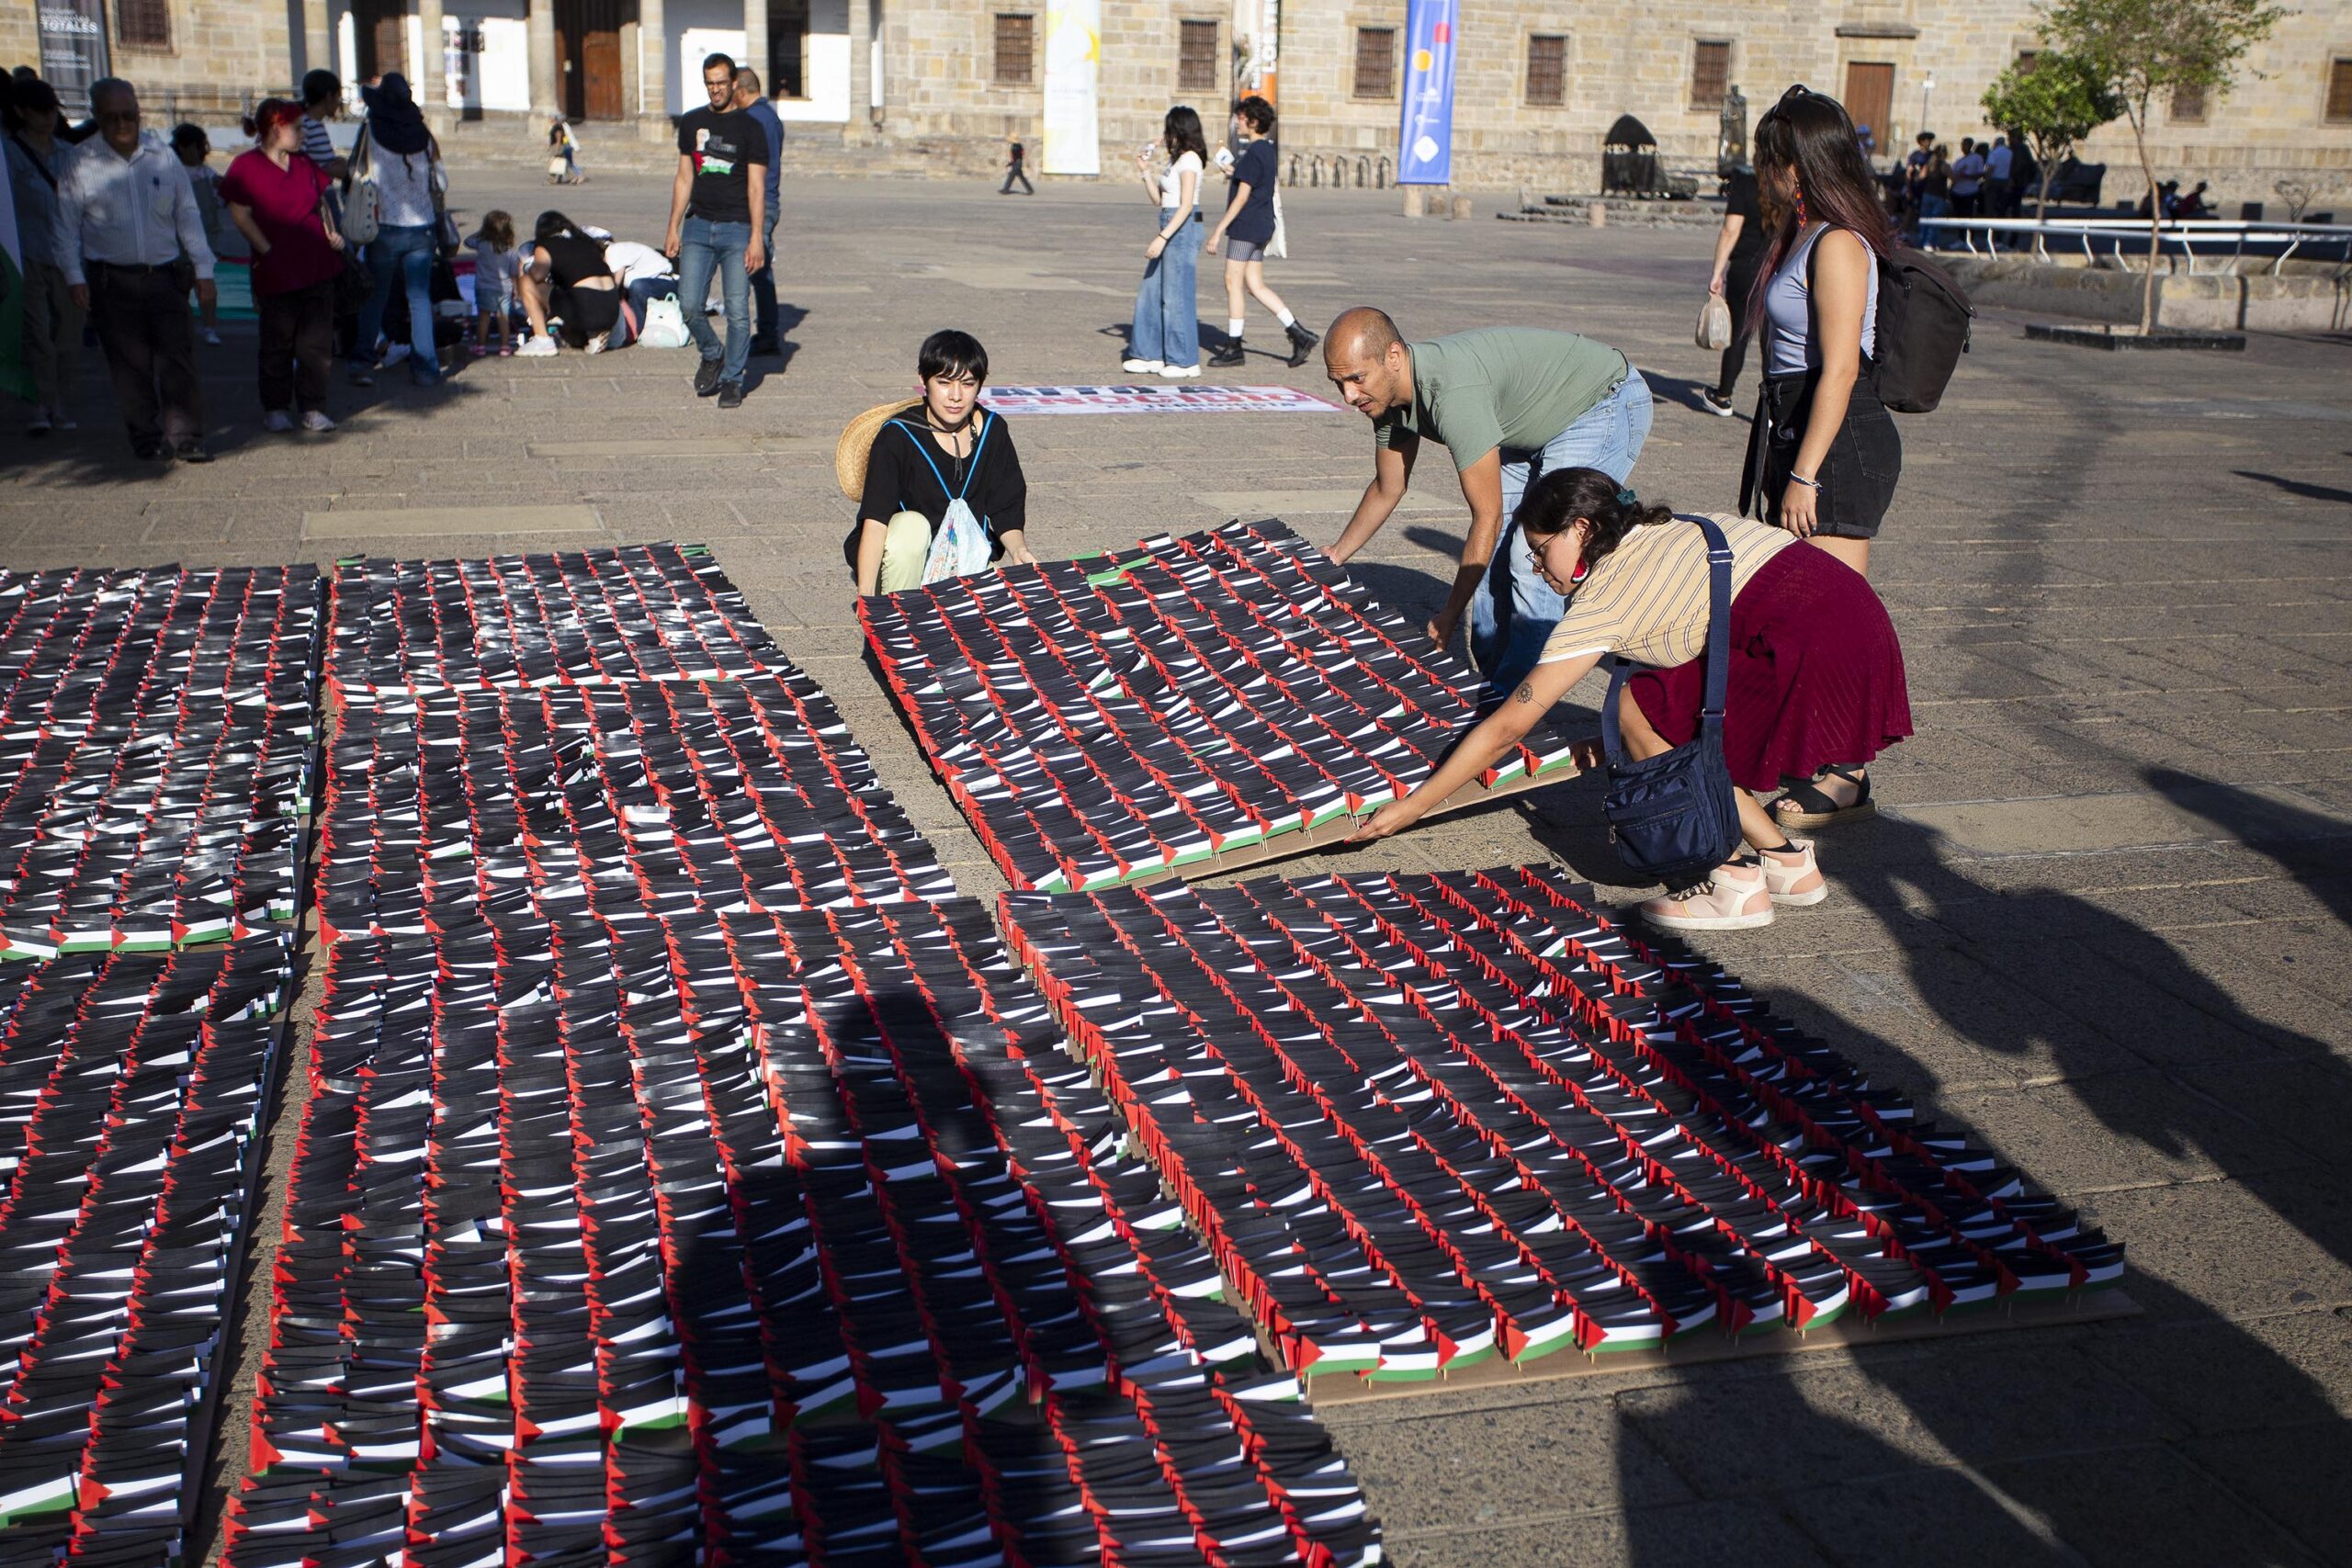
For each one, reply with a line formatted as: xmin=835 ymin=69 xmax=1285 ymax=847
xmin=6 ymin=0 xmax=2348 ymax=210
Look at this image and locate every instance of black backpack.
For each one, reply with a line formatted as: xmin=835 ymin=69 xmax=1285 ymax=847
xmin=1872 ymin=249 xmax=1973 ymax=412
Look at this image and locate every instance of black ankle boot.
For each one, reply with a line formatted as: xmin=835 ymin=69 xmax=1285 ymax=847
xmin=1208 ymin=340 xmax=1247 ymax=367
xmin=1284 ymin=321 xmax=1320 ymax=367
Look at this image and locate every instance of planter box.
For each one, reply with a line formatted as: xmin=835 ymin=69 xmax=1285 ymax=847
xmin=2025 ymin=322 xmax=2247 ymax=351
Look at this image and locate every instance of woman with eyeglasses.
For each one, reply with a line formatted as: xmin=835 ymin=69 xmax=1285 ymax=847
xmin=1739 ymin=84 xmax=1904 ymax=833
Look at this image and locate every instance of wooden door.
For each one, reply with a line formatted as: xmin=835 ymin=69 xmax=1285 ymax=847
xmin=354 ymin=0 xmax=405 ymax=78
xmin=1844 ymin=62 xmax=1894 ymax=148
xmin=556 ymin=0 xmax=624 ymax=119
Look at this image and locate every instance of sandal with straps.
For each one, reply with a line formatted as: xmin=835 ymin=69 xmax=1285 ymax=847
xmin=1770 ymin=764 xmax=1875 ymax=831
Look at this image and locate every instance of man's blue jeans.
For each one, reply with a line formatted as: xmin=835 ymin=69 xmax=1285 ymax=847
xmin=676 ymin=215 xmax=752 ymax=384
xmin=355 ymin=222 xmax=440 ymax=378
xmin=1465 ymin=371 xmax=1655 ymax=693
xmin=751 ymin=212 xmax=779 ymax=346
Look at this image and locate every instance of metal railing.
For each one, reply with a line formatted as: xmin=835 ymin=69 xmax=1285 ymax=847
xmin=1919 ymin=216 xmax=2352 ymax=276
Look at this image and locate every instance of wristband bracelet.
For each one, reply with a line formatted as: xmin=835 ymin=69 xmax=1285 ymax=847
xmin=1787 ymin=473 xmax=1822 ymax=491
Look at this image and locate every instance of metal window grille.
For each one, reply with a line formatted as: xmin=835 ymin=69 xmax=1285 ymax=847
xmin=1690 ymin=39 xmax=1730 ymax=108
xmin=1179 ymin=18 xmax=1218 ymax=93
xmin=1354 ymin=27 xmax=1396 ymax=100
xmin=1526 ymin=35 xmax=1566 ymax=106
xmin=993 ymin=13 xmax=1035 ymax=86
xmin=117 ymin=0 xmax=170 ymax=50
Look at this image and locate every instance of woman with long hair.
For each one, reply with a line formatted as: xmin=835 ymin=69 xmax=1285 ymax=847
xmin=1739 ymin=84 xmax=1903 ymax=831
xmin=1352 ymin=468 xmax=1912 ymax=933
xmin=220 ymin=97 xmax=346 ymax=432
xmin=1123 ymin=106 xmax=1206 ymax=379
xmin=349 ymin=73 xmax=449 ymax=386
xmin=1205 ymin=96 xmax=1317 ymax=367
xmin=514 ymin=209 xmax=620 ymax=355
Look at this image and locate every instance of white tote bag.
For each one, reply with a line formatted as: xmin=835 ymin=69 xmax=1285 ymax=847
xmin=1268 ymin=189 xmax=1289 ymax=260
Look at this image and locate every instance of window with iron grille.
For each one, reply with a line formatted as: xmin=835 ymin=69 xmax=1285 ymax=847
xmin=2326 ymin=58 xmax=2352 ymax=123
xmin=993 ymin=13 xmax=1035 ymax=86
xmin=117 ymin=0 xmax=170 ymax=50
xmin=2014 ymin=50 xmax=2041 ymax=73
xmin=1354 ymin=27 xmax=1396 ymax=100
xmin=1526 ymin=35 xmax=1566 ymax=106
xmin=2170 ymin=82 xmax=2206 ymax=122
xmin=1179 ymin=18 xmax=1219 ymax=93
xmin=1690 ymin=39 xmax=1730 ymax=108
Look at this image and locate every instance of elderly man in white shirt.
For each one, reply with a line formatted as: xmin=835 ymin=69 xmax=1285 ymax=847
xmin=53 ymin=77 xmax=218 ymax=461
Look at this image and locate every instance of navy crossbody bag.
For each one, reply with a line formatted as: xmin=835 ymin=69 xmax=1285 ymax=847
xmin=1597 ymin=513 xmax=1745 ymax=890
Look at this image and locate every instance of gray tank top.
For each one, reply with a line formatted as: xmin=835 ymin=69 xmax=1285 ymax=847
xmin=1763 ymin=223 xmax=1878 ymax=377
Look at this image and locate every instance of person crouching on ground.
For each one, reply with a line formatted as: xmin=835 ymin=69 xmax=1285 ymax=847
xmin=515 ymin=209 xmax=619 ymax=355
xmin=1351 ymin=468 xmax=1912 ymax=934
xmin=849 ymin=329 xmax=1035 ymax=597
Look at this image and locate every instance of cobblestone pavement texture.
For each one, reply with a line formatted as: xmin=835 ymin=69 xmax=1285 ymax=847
xmin=10 ymin=174 xmax=2350 ymax=1568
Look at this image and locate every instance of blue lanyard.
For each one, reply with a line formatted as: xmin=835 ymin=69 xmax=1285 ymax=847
xmin=891 ymin=412 xmax=992 ymax=505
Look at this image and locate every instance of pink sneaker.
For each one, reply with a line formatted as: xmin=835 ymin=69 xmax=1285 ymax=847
xmin=1759 ymin=839 xmax=1826 ymax=906
xmin=1637 ymin=862 xmax=1773 ymax=931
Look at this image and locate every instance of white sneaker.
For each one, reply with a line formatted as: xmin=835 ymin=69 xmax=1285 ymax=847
xmin=382 ymin=344 xmax=413 ymax=367
xmin=1159 ymin=363 xmax=1203 ymax=379
xmin=514 ymin=337 xmax=558 ymax=357
xmin=261 ymin=410 xmax=295 ymax=434
xmin=301 ymin=410 xmax=337 ymax=434
xmin=1758 ymin=838 xmax=1826 ymax=906
xmin=1121 ymin=357 xmax=1164 ymax=373
xmin=1636 ymin=863 xmax=1774 ymax=931
xmin=201 ymin=329 xmax=222 ymax=346
xmin=584 ymin=332 xmax=610 ymax=355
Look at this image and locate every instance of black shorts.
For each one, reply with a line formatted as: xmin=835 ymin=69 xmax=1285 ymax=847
xmin=1743 ymin=368 xmax=1902 ymax=539
xmin=551 ymin=284 xmax=620 ymax=347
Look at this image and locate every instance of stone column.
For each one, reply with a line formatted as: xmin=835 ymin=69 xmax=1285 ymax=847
xmin=529 ymin=0 xmax=560 ymax=118
xmin=842 ymin=0 xmax=868 ymax=141
xmin=741 ymin=0 xmax=767 ymax=91
xmin=639 ymin=0 xmax=666 ymax=122
xmin=416 ymin=0 xmax=446 ymax=124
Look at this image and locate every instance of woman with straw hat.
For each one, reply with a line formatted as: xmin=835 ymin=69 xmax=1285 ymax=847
xmin=840 ymin=330 xmax=1035 ymax=597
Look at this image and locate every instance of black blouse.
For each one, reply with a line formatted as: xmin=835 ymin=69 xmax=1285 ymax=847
xmin=854 ymin=411 xmax=1027 ymax=551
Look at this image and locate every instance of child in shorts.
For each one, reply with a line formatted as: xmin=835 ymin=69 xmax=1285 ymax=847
xmin=468 ymin=210 xmax=519 ymax=356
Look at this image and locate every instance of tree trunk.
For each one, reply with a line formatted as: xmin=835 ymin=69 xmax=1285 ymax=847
xmin=2034 ymin=136 xmax=2056 ymax=223
xmin=2127 ymin=103 xmax=2159 ymax=334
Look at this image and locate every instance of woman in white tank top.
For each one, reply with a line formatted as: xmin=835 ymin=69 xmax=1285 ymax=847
xmin=1738 ymin=85 xmax=1902 ymax=583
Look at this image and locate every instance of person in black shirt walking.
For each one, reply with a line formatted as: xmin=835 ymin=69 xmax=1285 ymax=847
xmin=1702 ymin=161 xmax=1768 ymax=416
xmin=663 ymin=51 xmax=767 ymax=408
xmin=1001 ymin=139 xmax=1034 ymax=195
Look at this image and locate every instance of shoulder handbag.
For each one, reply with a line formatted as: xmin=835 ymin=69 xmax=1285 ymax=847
xmin=1596 ymin=514 xmax=1745 ymax=891
xmin=341 ymin=124 xmax=379 ymax=245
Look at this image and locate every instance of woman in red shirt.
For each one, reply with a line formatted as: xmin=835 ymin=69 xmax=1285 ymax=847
xmin=220 ymin=98 xmax=347 ymax=433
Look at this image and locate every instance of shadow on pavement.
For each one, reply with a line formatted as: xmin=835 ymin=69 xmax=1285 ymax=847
xmin=2228 ymin=470 xmax=2352 ymax=506
xmin=2142 ymin=766 xmax=2352 ymax=937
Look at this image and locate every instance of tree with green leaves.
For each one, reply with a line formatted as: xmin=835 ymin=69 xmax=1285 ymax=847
xmin=1981 ymin=53 xmax=2124 ymax=222
xmin=2041 ymin=0 xmax=2284 ymax=332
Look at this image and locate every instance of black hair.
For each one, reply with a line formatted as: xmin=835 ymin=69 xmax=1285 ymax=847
xmin=534 ymin=209 xmax=587 ymax=244
xmin=8 ymin=74 xmax=58 ymax=125
xmin=701 ymin=51 xmax=737 ymax=75
xmin=170 ymin=120 xmax=207 ymax=153
xmin=1514 ymin=468 xmax=1675 ymax=575
xmin=1162 ymin=105 xmax=1208 ymax=163
xmin=918 ymin=329 xmax=989 ymax=386
xmin=1747 ymin=85 xmax=1895 ymax=328
xmin=301 ymin=68 xmax=341 ymax=107
xmin=1234 ymin=95 xmax=1275 ymax=135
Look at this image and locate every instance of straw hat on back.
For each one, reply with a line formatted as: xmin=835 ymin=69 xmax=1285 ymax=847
xmin=835 ymin=400 xmax=922 ymax=502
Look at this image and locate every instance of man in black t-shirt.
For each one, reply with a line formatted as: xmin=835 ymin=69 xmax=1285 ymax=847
xmin=663 ymin=51 xmax=767 ymax=408
xmin=1702 ymin=164 xmax=1769 ymax=415
xmin=1001 ymin=140 xmax=1034 ymax=195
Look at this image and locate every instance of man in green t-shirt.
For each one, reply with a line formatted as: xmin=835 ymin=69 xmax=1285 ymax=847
xmin=1324 ymin=308 xmax=1653 ymax=692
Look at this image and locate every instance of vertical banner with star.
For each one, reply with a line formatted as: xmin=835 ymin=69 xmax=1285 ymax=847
xmin=1396 ymin=0 xmax=1458 ymax=186
xmin=1041 ymin=0 xmax=1102 ymax=175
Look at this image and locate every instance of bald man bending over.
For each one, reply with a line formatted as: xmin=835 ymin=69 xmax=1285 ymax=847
xmin=1323 ymin=309 xmax=1651 ymax=693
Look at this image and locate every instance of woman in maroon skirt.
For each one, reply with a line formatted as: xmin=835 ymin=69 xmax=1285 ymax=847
xmin=1353 ymin=467 xmax=1911 ymax=932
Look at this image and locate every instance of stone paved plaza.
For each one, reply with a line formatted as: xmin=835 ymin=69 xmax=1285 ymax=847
xmin=9 ymin=174 xmax=2350 ymax=1567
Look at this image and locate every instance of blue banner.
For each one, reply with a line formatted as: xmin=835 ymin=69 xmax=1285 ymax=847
xmin=1396 ymin=0 xmax=1458 ymax=186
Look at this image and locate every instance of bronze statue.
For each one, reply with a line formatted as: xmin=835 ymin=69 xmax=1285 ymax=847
xmin=1718 ymin=84 xmax=1748 ymax=175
